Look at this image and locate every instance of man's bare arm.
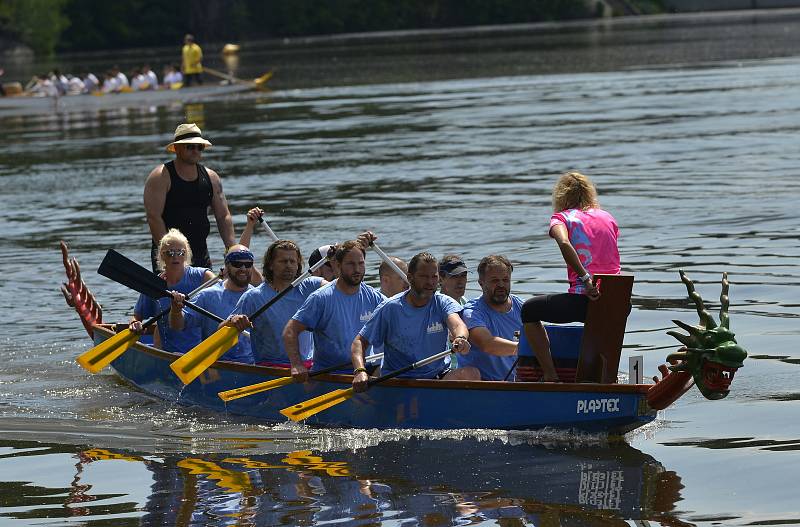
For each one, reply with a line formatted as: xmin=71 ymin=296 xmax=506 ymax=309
xmin=467 ymin=326 xmax=518 ymax=356
xmin=143 ymin=165 xmax=170 ymax=242
xmin=208 ymin=169 xmax=235 ymax=247
xmin=282 ymin=319 xmax=309 ymax=370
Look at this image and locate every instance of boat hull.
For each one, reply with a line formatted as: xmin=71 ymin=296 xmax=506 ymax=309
xmin=0 ymin=84 xmax=253 ymax=117
xmin=96 ymin=326 xmax=656 ymax=433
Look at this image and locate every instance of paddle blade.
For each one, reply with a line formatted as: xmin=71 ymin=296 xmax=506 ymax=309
xmin=280 ymin=388 xmax=355 ymax=422
xmin=169 ymin=326 xmax=239 ymax=384
xmin=98 ymin=249 xmax=167 ymax=300
xmin=76 ymin=329 xmax=139 ymax=373
xmin=254 ymin=71 xmax=273 ymax=86
xmin=218 ymin=376 xmax=294 ymax=402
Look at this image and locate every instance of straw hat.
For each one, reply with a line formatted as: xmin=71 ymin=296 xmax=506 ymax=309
xmin=164 ymin=123 xmax=213 ymax=153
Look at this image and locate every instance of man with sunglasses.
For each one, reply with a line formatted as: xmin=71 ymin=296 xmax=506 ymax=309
xmin=144 ymin=123 xmax=236 ymax=272
xmin=168 ymin=245 xmax=255 ymax=363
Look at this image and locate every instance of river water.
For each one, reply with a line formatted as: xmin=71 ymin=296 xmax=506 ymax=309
xmin=1 ymin=10 xmax=799 ymax=527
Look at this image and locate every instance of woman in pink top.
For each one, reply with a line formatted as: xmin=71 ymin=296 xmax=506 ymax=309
xmin=520 ymin=171 xmax=620 ymax=382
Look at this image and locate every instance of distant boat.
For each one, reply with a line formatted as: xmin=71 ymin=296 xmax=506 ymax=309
xmin=0 ymin=83 xmax=259 ymax=118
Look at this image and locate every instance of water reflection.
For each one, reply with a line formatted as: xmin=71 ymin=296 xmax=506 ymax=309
xmin=0 ymin=437 xmax=687 ymax=526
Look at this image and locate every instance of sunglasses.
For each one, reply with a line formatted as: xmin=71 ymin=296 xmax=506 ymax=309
xmin=228 ymin=260 xmax=254 ymax=269
xmin=184 ymin=144 xmax=205 ymax=151
xmin=163 ymin=249 xmax=186 ymax=257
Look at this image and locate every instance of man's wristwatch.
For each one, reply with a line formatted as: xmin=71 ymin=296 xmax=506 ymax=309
xmin=353 ymin=367 xmax=368 ymax=375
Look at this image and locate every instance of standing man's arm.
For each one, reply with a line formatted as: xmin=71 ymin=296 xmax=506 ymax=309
xmin=143 ymin=165 xmax=170 ymax=243
xmin=208 ymin=169 xmax=236 ymax=248
xmin=282 ymin=319 xmax=309 ymax=382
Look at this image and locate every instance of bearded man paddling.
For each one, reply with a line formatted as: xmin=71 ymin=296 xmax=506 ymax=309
xmin=168 ymin=244 xmax=256 ymax=363
xmin=283 ymin=240 xmax=386 ymax=382
xmin=459 ymin=255 xmax=521 ymax=381
xmin=352 ymin=252 xmax=480 ymax=392
xmin=225 ymin=240 xmax=327 ymax=367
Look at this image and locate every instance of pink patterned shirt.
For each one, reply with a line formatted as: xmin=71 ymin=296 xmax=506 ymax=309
xmin=550 ymin=208 xmax=620 ymax=294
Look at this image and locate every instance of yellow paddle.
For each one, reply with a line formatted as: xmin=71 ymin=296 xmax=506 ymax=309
xmin=76 ymin=330 xmax=140 ymax=373
xmin=254 ymin=71 xmax=273 ymax=87
xmin=218 ymin=353 xmax=383 ymax=402
xmin=281 ymin=349 xmax=453 ymax=422
xmin=76 ymin=268 xmax=221 ymax=374
xmin=170 ymin=255 xmax=331 ymax=385
xmin=203 ymin=66 xmax=273 ymax=88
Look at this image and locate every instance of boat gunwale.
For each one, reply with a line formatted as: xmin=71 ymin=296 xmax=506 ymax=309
xmin=94 ymin=324 xmax=652 ymax=395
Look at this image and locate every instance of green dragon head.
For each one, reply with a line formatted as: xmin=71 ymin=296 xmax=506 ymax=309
xmin=666 ymin=271 xmax=748 ymax=400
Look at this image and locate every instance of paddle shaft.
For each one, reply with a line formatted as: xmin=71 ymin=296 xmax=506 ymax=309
xmin=504 ymin=357 xmax=520 ymax=381
xmin=367 ymin=349 xmax=453 ymax=388
xmin=249 ymin=256 xmax=329 ymax=321
xmin=257 ymin=216 xmax=279 ymax=242
xmin=137 ymin=272 xmax=256 ymax=341
xmin=279 ymin=349 xmax=454 ymax=421
xmin=203 ymin=66 xmax=246 ymax=84
xmin=167 ymin=276 xmax=252 ymax=338
xmin=371 ymin=243 xmax=410 ymax=285
xmin=217 ymin=353 xmax=383 ymax=402
xmin=203 ymin=66 xmax=271 ymax=86
xmin=138 ymin=272 xmax=221 ymax=330
xmin=311 ymin=352 xmax=383 ymax=378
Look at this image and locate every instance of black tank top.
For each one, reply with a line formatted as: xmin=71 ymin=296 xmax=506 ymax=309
xmin=161 ymin=160 xmax=213 ymax=257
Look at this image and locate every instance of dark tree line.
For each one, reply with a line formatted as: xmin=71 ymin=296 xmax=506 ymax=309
xmin=2 ymin=0 xmax=664 ymax=56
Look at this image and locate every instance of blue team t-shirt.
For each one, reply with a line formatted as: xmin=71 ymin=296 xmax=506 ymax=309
xmin=459 ymin=294 xmax=523 ymax=381
xmin=359 ymin=292 xmax=462 ymax=379
xmin=293 ymin=280 xmax=386 ymax=372
xmin=134 ymin=266 xmax=208 ymax=354
xmin=231 ymin=277 xmax=324 ymax=365
xmin=182 ymin=281 xmax=254 ymax=363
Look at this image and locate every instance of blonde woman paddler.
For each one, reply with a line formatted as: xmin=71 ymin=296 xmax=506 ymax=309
xmin=129 ymin=229 xmax=215 ymax=353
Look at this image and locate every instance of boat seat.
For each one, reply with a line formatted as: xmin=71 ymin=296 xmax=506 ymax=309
xmin=516 ymin=273 xmax=634 ymax=383
xmin=517 ymin=324 xmax=583 ymax=382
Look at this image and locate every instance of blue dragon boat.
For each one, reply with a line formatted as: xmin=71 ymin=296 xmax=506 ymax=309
xmin=92 ymin=324 xmax=655 ymax=433
xmin=61 ymin=242 xmax=747 ymax=434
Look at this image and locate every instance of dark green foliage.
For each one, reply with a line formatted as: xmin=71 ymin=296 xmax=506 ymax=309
xmin=3 ymin=0 xmax=671 ymax=54
xmin=0 ymin=0 xmax=69 ymax=55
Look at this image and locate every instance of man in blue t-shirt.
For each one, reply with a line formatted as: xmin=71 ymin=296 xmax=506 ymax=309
xmin=351 ymin=252 xmax=480 ymax=388
xmin=224 ymin=240 xmax=327 ymax=366
xmin=284 ymin=240 xmax=386 ymax=380
xmin=460 ymin=255 xmax=521 ymax=381
xmin=168 ymin=245 xmax=256 ymax=363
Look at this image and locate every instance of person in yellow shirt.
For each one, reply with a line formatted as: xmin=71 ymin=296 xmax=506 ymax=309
xmin=181 ymin=34 xmax=203 ymax=87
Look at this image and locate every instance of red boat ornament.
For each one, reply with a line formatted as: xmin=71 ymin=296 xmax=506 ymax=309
xmin=60 ymin=241 xmax=102 ymax=337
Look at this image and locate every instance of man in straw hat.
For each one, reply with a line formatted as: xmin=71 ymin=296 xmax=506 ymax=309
xmin=144 ymin=123 xmax=235 ymax=272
